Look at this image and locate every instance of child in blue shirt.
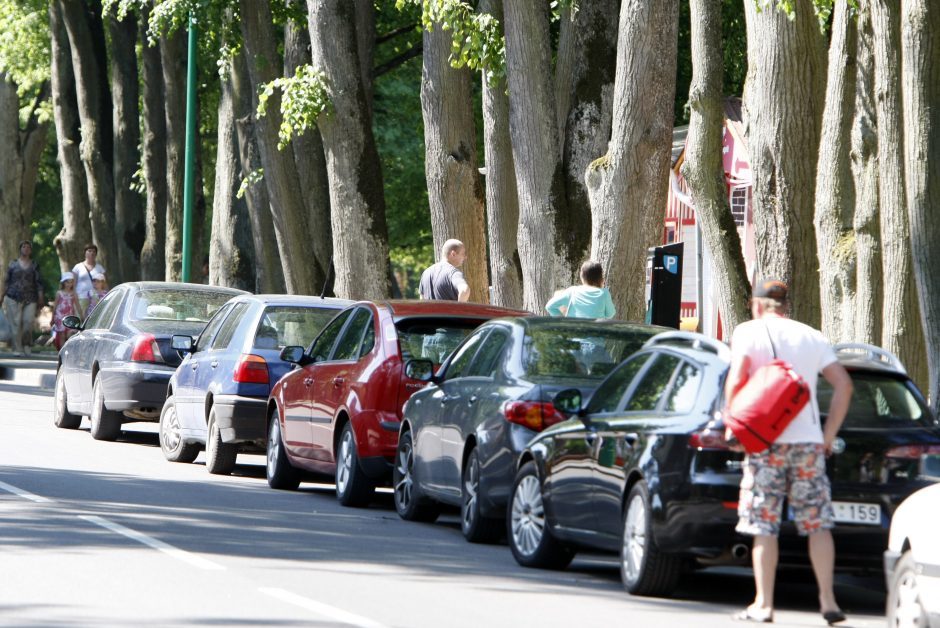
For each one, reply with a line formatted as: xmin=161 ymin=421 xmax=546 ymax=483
xmin=546 ymin=260 xmax=616 ymax=319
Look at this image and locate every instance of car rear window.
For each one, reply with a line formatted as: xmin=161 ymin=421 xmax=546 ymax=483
xmin=523 ymin=324 xmax=659 ymax=380
xmin=254 ymin=306 xmax=340 ymax=351
xmin=129 ymin=289 xmax=234 ymax=323
xmin=817 ymin=372 xmax=934 ymax=428
xmin=396 ymin=318 xmax=484 ymax=364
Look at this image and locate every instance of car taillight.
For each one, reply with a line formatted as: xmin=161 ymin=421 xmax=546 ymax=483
xmin=130 ymin=334 xmax=164 ymax=363
xmin=885 ymin=445 xmax=940 ymax=459
xmin=688 ymin=426 xmax=734 ymax=451
xmin=503 ymin=401 xmax=565 ymax=432
xmin=233 ymin=354 xmax=268 ymax=384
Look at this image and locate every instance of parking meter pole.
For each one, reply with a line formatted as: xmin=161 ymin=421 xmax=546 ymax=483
xmin=181 ymin=13 xmax=197 ymax=283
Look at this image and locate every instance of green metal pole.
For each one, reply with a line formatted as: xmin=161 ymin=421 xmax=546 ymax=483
xmin=181 ymin=13 xmax=198 ymax=283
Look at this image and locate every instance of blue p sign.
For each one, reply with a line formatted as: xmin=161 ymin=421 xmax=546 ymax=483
xmin=664 ymin=255 xmax=679 ymax=275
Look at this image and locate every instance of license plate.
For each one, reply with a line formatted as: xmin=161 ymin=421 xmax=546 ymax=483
xmin=832 ymin=501 xmax=881 ymax=526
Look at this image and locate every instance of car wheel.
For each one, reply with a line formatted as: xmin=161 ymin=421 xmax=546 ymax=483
xmin=159 ymin=396 xmax=200 ymax=463
xmin=507 ymin=461 xmax=574 ymax=569
xmin=335 ymin=422 xmax=375 ymax=507
xmin=461 ymin=448 xmax=502 ymax=543
xmin=53 ymin=369 xmax=82 ymax=429
xmin=393 ymin=430 xmax=440 ymax=523
xmin=89 ymin=377 xmax=122 ymax=441
xmin=887 ymin=551 xmax=929 ymax=627
xmin=266 ymin=409 xmax=300 ymax=490
xmin=205 ymin=408 xmax=237 ymax=475
xmin=621 ymin=480 xmax=681 ymax=597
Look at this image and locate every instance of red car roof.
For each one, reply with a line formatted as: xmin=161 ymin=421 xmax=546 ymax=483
xmin=374 ymin=299 xmax=529 ymax=319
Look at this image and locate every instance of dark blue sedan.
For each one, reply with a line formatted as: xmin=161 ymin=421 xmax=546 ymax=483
xmin=159 ymin=294 xmax=352 ymax=474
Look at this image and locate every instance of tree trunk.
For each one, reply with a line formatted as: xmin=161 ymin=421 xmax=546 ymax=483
xmin=59 ymin=0 xmax=118 ymax=278
xmin=585 ymin=0 xmax=679 ymax=321
xmin=284 ymin=15 xmax=331 ymax=291
xmin=503 ymin=0 xmax=568 ymax=313
xmin=160 ymin=27 xmax=186 ymax=281
xmin=240 ymin=0 xmax=319 ymax=295
xmin=479 ymin=0 xmax=522 ymax=309
xmin=209 ymin=59 xmax=255 ymax=292
xmin=307 ymin=0 xmax=392 ymax=300
xmin=872 ymin=0 xmax=926 ymax=388
xmin=354 ymin=0 xmax=375 ymax=118
xmin=680 ymin=0 xmax=750 ymax=337
xmin=421 ymin=25 xmax=487 ymax=302
xmin=814 ymin=0 xmax=857 ymax=343
xmin=850 ymin=3 xmax=881 ymax=345
xmin=555 ymin=0 xmax=619 ymax=283
xmin=107 ymin=10 xmax=142 ymax=280
xmin=50 ymin=0 xmax=92 ymax=271
xmin=901 ymin=0 xmax=940 ymax=404
xmin=139 ymin=8 xmax=166 ymax=282
xmin=743 ymin=0 xmax=827 ymax=325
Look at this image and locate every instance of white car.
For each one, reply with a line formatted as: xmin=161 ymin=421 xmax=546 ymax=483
xmin=885 ymin=483 xmax=940 ymax=627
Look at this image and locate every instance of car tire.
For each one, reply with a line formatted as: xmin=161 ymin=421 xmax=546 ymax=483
xmin=335 ymin=422 xmax=375 ymax=507
xmin=393 ymin=430 xmax=440 ymax=523
xmin=159 ymin=396 xmax=200 ymax=463
xmin=886 ymin=551 xmax=930 ymax=627
xmin=205 ymin=408 xmax=237 ymax=475
xmin=461 ymin=448 xmax=502 ymax=543
xmin=266 ymin=410 xmax=300 ymax=490
xmin=507 ymin=461 xmax=574 ymax=569
xmin=620 ymin=480 xmax=681 ymax=597
xmin=90 ymin=377 xmax=122 ymax=441
xmin=53 ymin=369 xmax=82 ymax=430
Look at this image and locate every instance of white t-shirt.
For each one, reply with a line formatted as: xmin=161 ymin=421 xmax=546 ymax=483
xmin=729 ymin=316 xmax=838 ymax=444
xmin=72 ymin=262 xmax=105 ymax=301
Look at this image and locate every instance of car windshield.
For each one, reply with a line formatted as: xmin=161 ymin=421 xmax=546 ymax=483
xmin=818 ymin=372 xmax=934 ymax=428
xmin=130 ymin=289 xmax=234 ymax=323
xmin=253 ymin=306 xmax=340 ymax=351
xmin=523 ymin=323 xmax=659 ymax=380
xmin=396 ymin=318 xmax=484 ymax=364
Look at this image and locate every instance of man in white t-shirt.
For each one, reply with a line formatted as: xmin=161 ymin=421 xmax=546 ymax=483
xmin=725 ymin=279 xmax=853 ymax=625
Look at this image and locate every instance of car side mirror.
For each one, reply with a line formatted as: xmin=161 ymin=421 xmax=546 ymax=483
xmin=171 ymin=335 xmax=194 ymax=353
xmin=280 ymin=345 xmax=306 ymax=365
xmin=63 ymin=315 xmax=82 ymax=331
xmin=404 ymin=358 xmax=435 ymax=382
xmin=553 ymin=388 xmax=583 ymax=418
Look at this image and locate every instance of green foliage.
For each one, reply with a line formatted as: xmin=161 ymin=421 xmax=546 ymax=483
xmin=768 ymin=0 xmax=850 ymax=30
xmin=0 ymin=0 xmax=51 ymax=97
xmin=256 ymin=64 xmax=331 ymax=150
xmin=236 ymin=168 xmax=263 ymax=200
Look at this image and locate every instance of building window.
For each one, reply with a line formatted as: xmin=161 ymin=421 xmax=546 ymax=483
xmin=730 ymin=187 xmax=749 ymax=228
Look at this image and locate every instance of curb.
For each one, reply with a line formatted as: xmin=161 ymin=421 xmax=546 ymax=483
xmin=0 ymin=356 xmax=57 ymax=390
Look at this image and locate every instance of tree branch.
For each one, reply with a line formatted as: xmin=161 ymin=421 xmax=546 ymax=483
xmin=23 ymin=81 xmax=50 ymax=135
xmin=373 ymin=43 xmax=423 ymax=78
xmin=376 ymin=22 xmax=418 ymax=45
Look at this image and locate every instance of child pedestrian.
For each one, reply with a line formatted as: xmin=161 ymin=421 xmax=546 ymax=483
xmin=52 ymin=271 xmax=80 ymax=351
xmin=85 ymin=270 xmax=109 ymax=318
xmin=545 ymin=260 xmax=616 ymax=319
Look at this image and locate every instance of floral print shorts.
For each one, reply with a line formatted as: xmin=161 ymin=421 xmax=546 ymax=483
xmin=736 ymin=443 xmax=834 ymax=537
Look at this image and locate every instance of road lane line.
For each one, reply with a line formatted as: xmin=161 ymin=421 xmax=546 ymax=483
xmin=79 ymin=515 xmax=225 ymax=571
xmin=0 ymin=480 xmax=51 ymax=503
xmin=259 ymin=587 xmax=389 ymax=628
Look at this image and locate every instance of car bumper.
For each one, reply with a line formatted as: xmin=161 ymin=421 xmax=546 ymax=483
xmin=213 ymin=394 xmax=268 ymax=444
xmin=477 ymin=423 xmax=536 ymax=518
xmin=100 ymin=364 xmax=174 ymax=414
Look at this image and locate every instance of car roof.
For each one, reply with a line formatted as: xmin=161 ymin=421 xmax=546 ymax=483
xmin=517 ymin=317 xmax=671 ymax=333
xmin=231 ymin=294 xmax=354 ymax=308
xmin=372 ymin=299 xmax=530 ymax=319
xmin=118 ymin=281 xmax=248 ymax=295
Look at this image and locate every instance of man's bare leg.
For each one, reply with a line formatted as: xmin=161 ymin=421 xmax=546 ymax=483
xmin=808 ymin=530 xmax=841 ymax=613
xmin=748 ymin=535 xmax=778 ymax=617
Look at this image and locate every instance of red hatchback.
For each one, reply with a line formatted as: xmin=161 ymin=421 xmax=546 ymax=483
xmin=266 ymin=300 xmax=528 ymax=506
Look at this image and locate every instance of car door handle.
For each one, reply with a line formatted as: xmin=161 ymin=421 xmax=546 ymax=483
xmin=467 ymin=395 xmax=478 ymax=405
xmin=333 ymin=377 xmax=345 ymax=387
xmin=210 ymin=361 xmax=218 ymax=368
xmin=441 ymin=395 xmax=459 ymax=404
xmin=304 ymin=377 xmax=313 ymax=386
xmin=190 ymin=363 xmax=198 ymax=370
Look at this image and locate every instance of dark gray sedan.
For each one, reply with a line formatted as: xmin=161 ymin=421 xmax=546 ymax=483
xmin=53 ymin=282 xmax=246 ymax=441
xmin=394 ymin=317 xmax=664 ymax=543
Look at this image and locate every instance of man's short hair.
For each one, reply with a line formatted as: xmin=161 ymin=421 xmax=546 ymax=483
xmin=580 ymin=260 xmax=604 ymax=287
xmin=441 ymin=239 xmax=465 ymax=259
xmin=752 ymin=296 xmax=788 ymax=314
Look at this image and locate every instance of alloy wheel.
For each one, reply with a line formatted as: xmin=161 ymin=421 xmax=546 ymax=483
xmin=510 ymin=475 xmax=545 ymax=557
xmin=161 ymin=404 xmax=182 ymax=453
xmin=893 ymin=569 xmax=923 ymax=626
xmin=267 ymin=420 xmax=280 ymax=476
xmin=336 ymin=428 xmax=354 ymax=495
xmin=622 ymin=493 xmax=647 ymax=583
xmin=395 ymin=440 xmax=414 ymax=510
xmin=462 ymin=454 xmax=480 ymax=531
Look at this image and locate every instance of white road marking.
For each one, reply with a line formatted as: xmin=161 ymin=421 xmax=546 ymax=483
xmin=0 ymin=480 xmax=51 ymax=503
xmin=79 ymin=515 xmax=225 ymax=571
xmin=260 ymin=587 xmax=389 ymax=628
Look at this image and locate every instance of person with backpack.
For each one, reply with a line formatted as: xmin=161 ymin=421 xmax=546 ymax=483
xmin=724 ymin=279 xmax=853 ymax=624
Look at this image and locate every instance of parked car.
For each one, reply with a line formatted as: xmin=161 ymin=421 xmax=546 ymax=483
xmin=507 ymin=333 xmax=940 ymax=598
xmin=158 ymin=294 xmax=352 ymax=474
xmin=266 ymin=300 xmax=528 ymax=506
xmin=395 ymin=317 xmax=664 ymax=543
xmin=53 ymin=282 xmax=246 ymax=441
xmin=885 ymin=483 xmax=940 ymax=627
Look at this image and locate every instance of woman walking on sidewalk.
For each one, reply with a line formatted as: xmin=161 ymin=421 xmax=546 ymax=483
xmin=0 ymin=240 xmax=45 ymax=356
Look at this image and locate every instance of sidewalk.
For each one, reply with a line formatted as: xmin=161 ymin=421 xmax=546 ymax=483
xmin=0 ymin=351 xmax=57 ymax=390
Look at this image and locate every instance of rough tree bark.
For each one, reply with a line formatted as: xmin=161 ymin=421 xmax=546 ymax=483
xmin=240 ymin=0 xmax=319 ymax=295
xmin=50 ymin=0 xmax=92 ymax=270
xmin=107 ymin=10 xmax=142 ymax=280
xmin=479 ymin=0 xmax=522 ymax=309
xmin=585 ymin=0 xmax=679 ymax=321
xmin=503 ymin=0 xmax=569 ymax=313
xmin=308 ymin=0 xmax=392 ymax=300
xmin=354 ymin=0 xmax=375 ymax=118
xmin=59 ymin=0 xmax=118 ymax=277
xmin=901 ymin=0 xmax=940 ymax=404
xmin=138 ymin=9 xmax=166 ymax=282
xmin=421 ymin=24 xmax=487 ymax=302
xmin=872 ymin=0 xmax=926 ymax=388
xmin=743 ymin=0 xmax=827 ymax=325
xmin=680 ymin=0 xmax=750 ymax=337
xmin=160 ymin=27 xmax=186 ymax=281
xmin=814 ymin=0 xmax=858 ymax=342
xmin=850 ymin=3 xmax=881 ymax=345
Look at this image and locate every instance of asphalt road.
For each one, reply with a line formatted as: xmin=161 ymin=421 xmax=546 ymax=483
xmin=0 ymin=380 xmax=888 ymax=627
